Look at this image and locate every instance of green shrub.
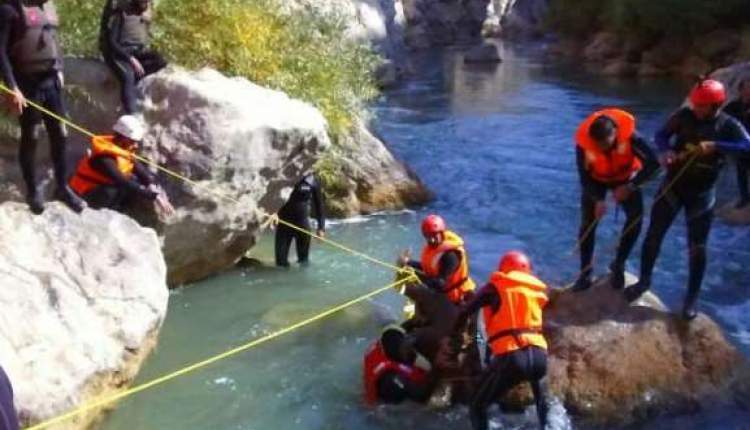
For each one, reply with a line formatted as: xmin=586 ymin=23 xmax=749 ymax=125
xmin=56 ymin=0 xmax=103 ymax=56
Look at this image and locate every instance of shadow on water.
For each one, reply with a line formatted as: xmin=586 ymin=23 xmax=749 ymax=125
xmin=101 ymin=43 xmax=749 ymax=429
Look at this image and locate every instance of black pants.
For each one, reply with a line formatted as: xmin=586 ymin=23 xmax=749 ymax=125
xmin=0 ymin=366 xmax=19 ymax=430
xmin=579 ymin=188 xmax=643 ymax=280
xmin=17 ymin=73 xmax=69 ymax=197
xmin=83 ymin=184 xmax=135 ymax=211
xmin=639 ymin=183 xmax=715 ymax=307
xmin=470 ymin=346 xmax=548 ymax=430
xmin=275 ymin=220 xmax=312 ymax=266
xmin=104 ymin=48 xmax=167 ymax=114
xmin=737 ymin=157 xmax=750 ymax=202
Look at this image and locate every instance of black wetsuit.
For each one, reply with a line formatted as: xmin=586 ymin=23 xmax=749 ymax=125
xmin=100 ymin=1 xmax=166 ymax=114
xmin=634 ymin=108 xmax=750 ymax=309
xmin=408 ymin=251 xmax=462 ymax=294
xmin=82 ymin=156 xmax=157 ymax=210
xmin=0 ymin=366 xmax=19 ymax=430
xmin=275 ymin=175 xmax=325 ymax=266
xmin=376 ymin=367 xmax=435 ymax=404
xmin=576 ymin=133 xmax=659 ymax=284
xmin=456 ymin=284 xmax=548 ymax=430
xmin=401 ymin=283 xmax=459 ymax=362
xmin=723 ymin=99 xmax=750 ymax=205
xmin=0 ymin=2 xmax=81 ymax=213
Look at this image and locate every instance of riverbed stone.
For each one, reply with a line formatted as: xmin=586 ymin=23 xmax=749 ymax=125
xmin=716 ymin=201 xmax=750 ymax=225
xmin=0 ymin=202 xmax=169 ymax=429
xmin=464 ymin=42 xmax=502 ymax=63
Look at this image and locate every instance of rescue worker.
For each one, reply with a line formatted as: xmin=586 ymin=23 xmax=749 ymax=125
xmin=275 ymin=173 xmax=325 ymax=267
xmin=572 ymin=109 xmax=659 ymax=291
xmin=363 ymin=325 xmax=435 ymax=405
xmin=625 ymin=80 xmax=750 ymax=320
xmin=69 ymin=115 xmax=174 ymax=218
xmin=0 ymin=365 xmax=19 ymax=430
xmin=99 ymin=0 xmax=166 ymax=114
xmin=454 ymin=251 xmax=549 ymax=430
xmin=0 ymin=0 xmax=85 ymax=214
xmin=399 ymin=215 xmax=476 ymax=305
xmin=723 ymin=77 xmax=750 ymax=209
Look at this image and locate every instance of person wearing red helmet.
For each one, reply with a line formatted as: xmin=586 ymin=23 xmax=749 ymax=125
xmin=625 ymin=79 xmax=750 ymax=320
xmin=723 ymin=77 xmax=750 ymax=209
xmin=454 ymin=251 xmax=549 ymax=430
xmin=399 ymin=214 xmax=476 ymax=305
xmin=572 ymin=109 xmax=660 ymax=292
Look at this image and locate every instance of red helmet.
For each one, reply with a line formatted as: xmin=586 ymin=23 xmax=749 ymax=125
xmin=689 ymin=79 xmax=726 ymax=106
xmin=421 ymin=215 xmax=446 ymax=236
xmin=498 ymin=251 xmax=532 ymax=274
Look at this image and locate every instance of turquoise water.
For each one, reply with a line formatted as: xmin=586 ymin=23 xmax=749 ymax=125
xmin=101 ymin=44 xmax=750 ymax=429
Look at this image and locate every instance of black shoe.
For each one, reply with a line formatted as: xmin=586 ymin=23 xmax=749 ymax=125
xmin=681 ymin=305 xmax=698 ymax=321
xmin=609 ymin=264 xmax=626 ymax=290
xmin=624 ymin=281 xmax=650 ymax=303
xmin=26 ymin=192 xmax=45 ymax=215
xmin=56 ymin=185 xmax=86 ymax=213
xmin=571 ymin=277 xmax=592 ymax=292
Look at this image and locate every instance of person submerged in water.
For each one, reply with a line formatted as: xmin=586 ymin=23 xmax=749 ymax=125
xmin=68 ymin=115 xmax=174 ymax=219
xmin=722 ymin=77 xmax=750 ymax=209
xmin=625 ymin=79 xmax=750 ymax=320
xmin=275 ymin=173 xmax=325 ymax=267
xmin=572 ymin=108 xmax=659 ymax=292
xmin=363 ymin=325 xmax=436 ymax=405
xmin=455 ymin=251 xmax=550 ymax=430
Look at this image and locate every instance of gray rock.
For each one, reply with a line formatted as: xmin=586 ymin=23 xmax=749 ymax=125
xmin=464 ymin=42 xmax=502 ymax=63
xmin=711 ymin=61 xmax=750 ymax=100
xmin=0 ymin=202 xmax=168 ymax=429
xmin=716 ymin=201 xmax=750 ymax=225
xmin=375 ymin=59 xmax=399 ymax=88
xmin=486 ymin=0 xmax=549 ymax=39
xmin=583 ymin=32 xmax=622 ymax=62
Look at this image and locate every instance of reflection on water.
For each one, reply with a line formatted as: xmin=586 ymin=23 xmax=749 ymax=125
xmin=102 ymin=43 xmax=750 ymax=430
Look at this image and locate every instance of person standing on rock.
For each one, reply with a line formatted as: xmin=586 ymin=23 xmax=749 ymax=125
xmin=723 ymin=77 xmax=750 ymax=209
xmin=454 ymin=251 xmax=549 ymax=430
xmin=398 ymin=215 xmax=476 ymax=305
xmin=0 ymin=365 xmax=19 ymax=430
xmin=69 ymin=115 xmax=174 ymax=218
xmin=572 ymin=108 xmax=660 ymax=292
xmin=275 ymin=173 xmax=325 ymax=267
xmin=0 ymin=0 xmax=86 ymax=214
xmin=625 ymin=80 xmax=750 ymax=320
xmin=99 ymin=0 xmax=166 ymax=114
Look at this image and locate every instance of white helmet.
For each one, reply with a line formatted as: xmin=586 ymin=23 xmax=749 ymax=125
xmin=112 ymin=115 xmax=146 ymax=141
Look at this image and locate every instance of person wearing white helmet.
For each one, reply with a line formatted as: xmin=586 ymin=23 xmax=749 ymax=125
xmin=69 ymin=115 xmax=174 ymax=219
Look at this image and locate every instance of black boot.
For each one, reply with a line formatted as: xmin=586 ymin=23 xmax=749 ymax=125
xmin=624 ymin=280 xmax=650 ymax=303
xmin=26 ymin=188 xmax=45 ymax=215
xmin=681 ymin=291 xmax=700 ymax=321
xmin=609 ymin=263 xmax=626 ymax=290
xmin=571 ymin=276 xmax=592 ymax=292
xmin=56 ymin=185 xmax=86 ymax=213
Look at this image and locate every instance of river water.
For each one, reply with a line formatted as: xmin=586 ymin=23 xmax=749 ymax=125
xmin=102 ymin=44 xmax=750 ymax=429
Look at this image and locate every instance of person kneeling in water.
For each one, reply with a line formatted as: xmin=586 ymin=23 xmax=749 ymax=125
xmin=363 ymin=325 xmax=436 ymax=405
xmin=455 ymin=251 xmax=550 ymax=430
xmin=69 ymin=115 xmax=174 ymax=219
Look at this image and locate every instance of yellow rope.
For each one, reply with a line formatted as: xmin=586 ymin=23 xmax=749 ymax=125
xmin=24 ymin=275 xmax=417 ymax=430
xmin=0 ymin=83 xmax=410 ymax=274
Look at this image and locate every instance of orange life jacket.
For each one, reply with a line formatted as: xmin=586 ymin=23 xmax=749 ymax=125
xmin=575 ymin=108 xmax=643 ymax=184
xmin=363 ymin=340 xmax=428 ymax=405
xmin=483 ymin=271 xmax=548 ymax=356
xmin=420 ymin=230 xmax=476 ymax=304
xmin=69 ymin=135 xmax=135 ymax=196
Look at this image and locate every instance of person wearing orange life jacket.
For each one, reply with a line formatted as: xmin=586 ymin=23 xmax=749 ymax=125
xmin=454 ymin=251 xmax=550 ymax=430
xmin=363 ymin=325 xmax=435 ymax=405
xmin=400 ymin=215 xmax=476 ymax=304
xmin=572 ymin=109 xmax=659 ymax=292
xmin=69 ymin=115 xmax=174 ymax=217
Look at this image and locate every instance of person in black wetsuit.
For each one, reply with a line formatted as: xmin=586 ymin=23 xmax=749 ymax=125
xmin=723 ymin=77 xmax=750 ymax=209
xmin=0 ymin=0 xmax=85 ymax=214
xmin=275 ymin=173 xmax=325 ymax=267
xmin=0 ymin=365 xmax=19 ymax=430
xmin=455 ymin=251 xmax=549 ymax=430
xmin=572 ymin=109 xmax=660 ymax=291
xmin=99 ymin=0 xmax=166 ymax=114
xmin=68 ymin=115 xmax=174 ymax=217
xmin=625 ymin=80 xmax=750 ymax=320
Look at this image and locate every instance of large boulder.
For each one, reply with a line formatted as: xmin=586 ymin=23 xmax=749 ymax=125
xmin=401 ymin=0 xmax=490 ymax=48
xmin=0 ymin=202 xmax=169 ymax=429
xmin=504 ymin=276 xmax=746 ymax=426
xmin=319 ymin=120 xmax=432 ymax=216
xmin=711 ymin=61 xmax=750 ymax=101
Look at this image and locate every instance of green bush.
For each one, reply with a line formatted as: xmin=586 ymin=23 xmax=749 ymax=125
xmin=56 ymin=0 xmax=380 ymax=139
